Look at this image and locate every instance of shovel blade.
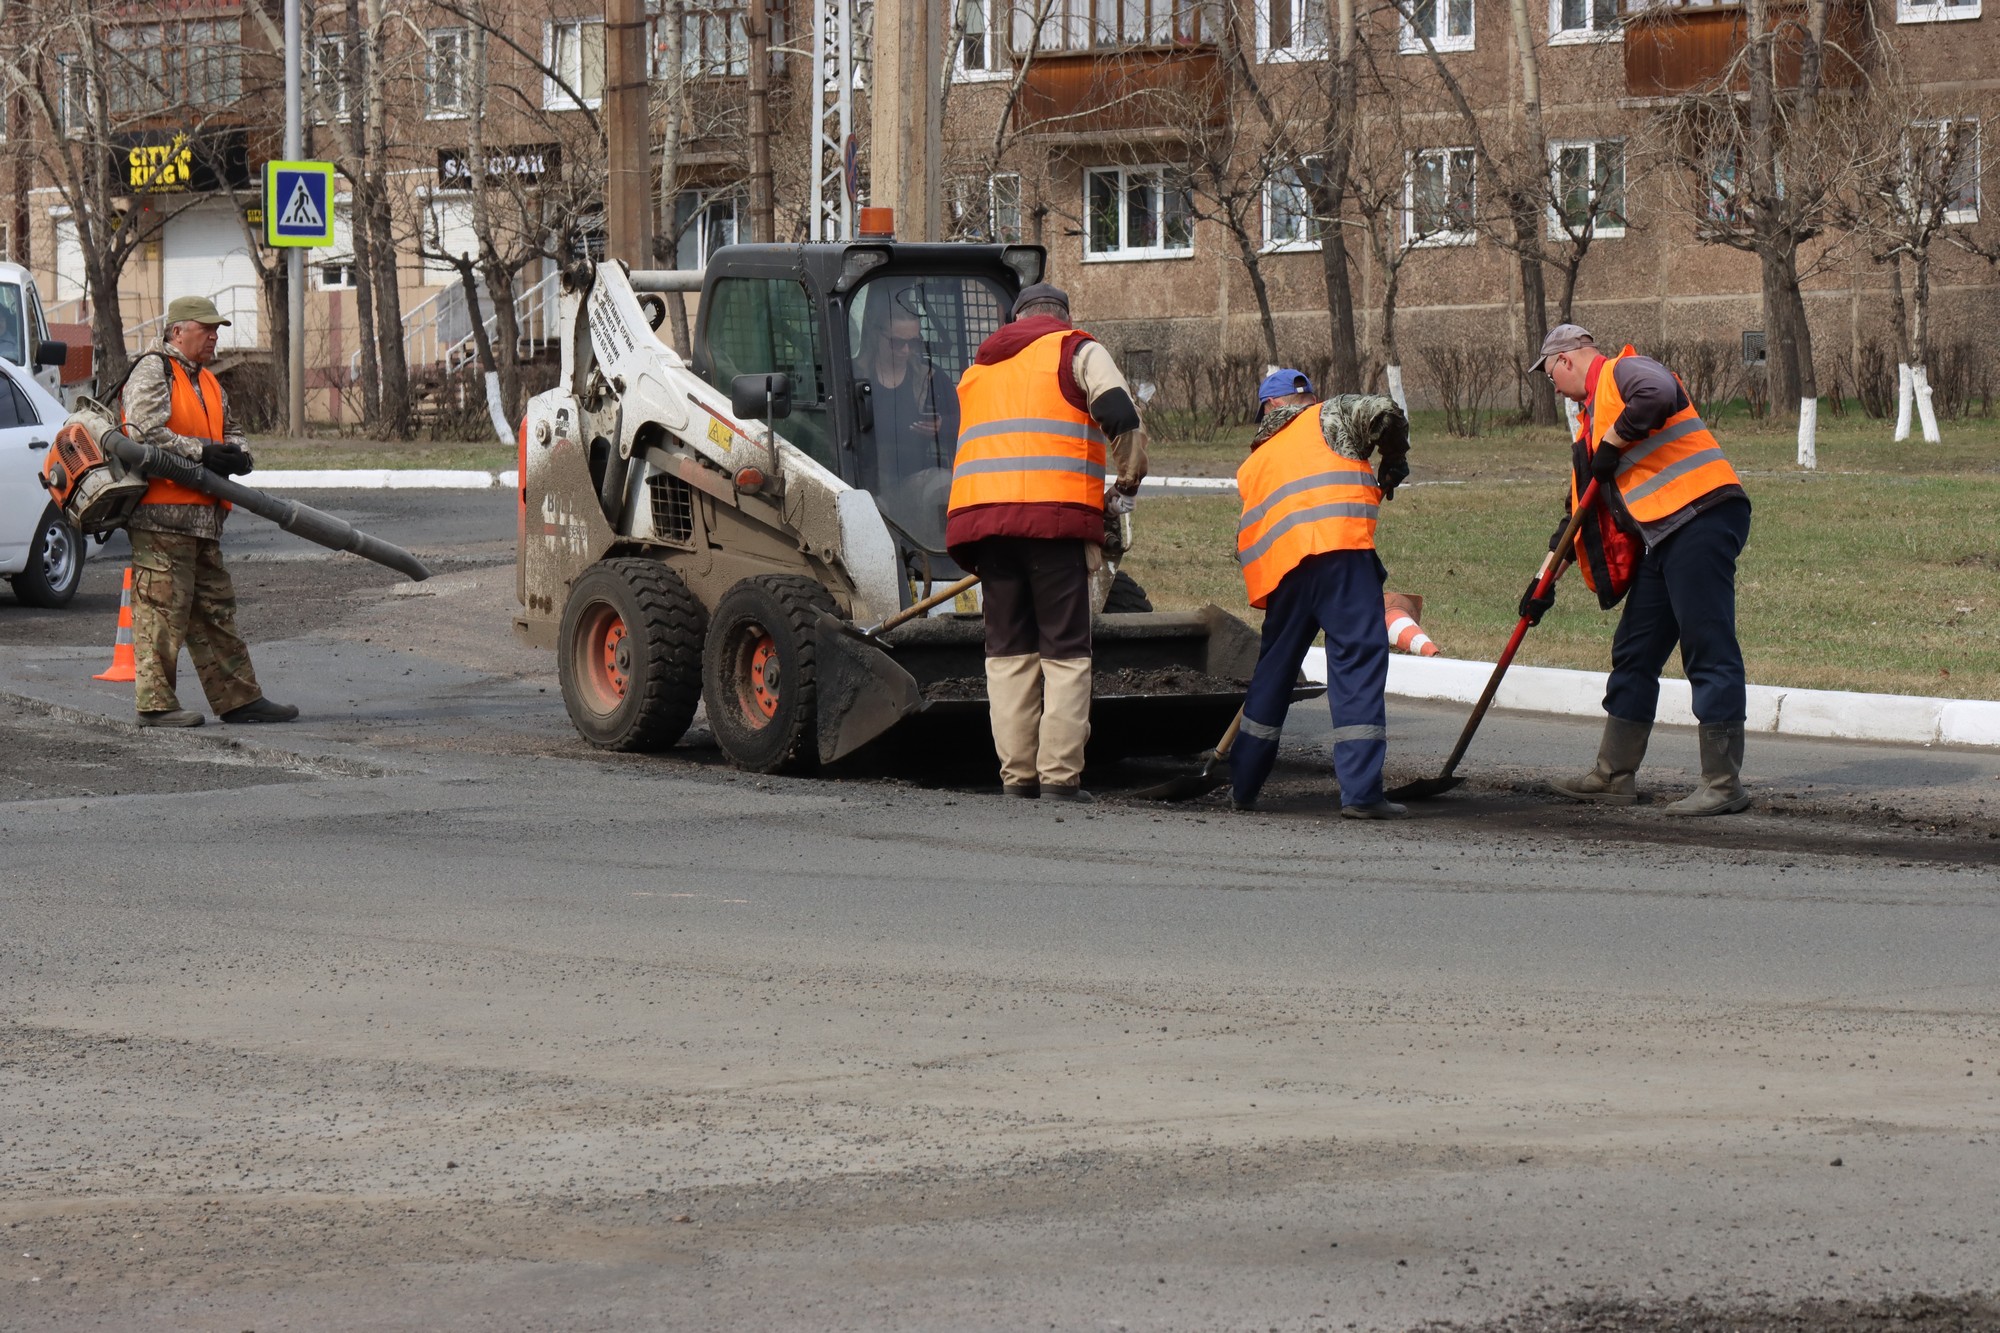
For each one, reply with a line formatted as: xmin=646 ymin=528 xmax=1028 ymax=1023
xmin=813 ymin=612 xmax=925 ymax=765
xmin=1385 ymin=774 xmax=1466 ymax=802
xmin=1130 ymin=754 xmax=1229 ymax=803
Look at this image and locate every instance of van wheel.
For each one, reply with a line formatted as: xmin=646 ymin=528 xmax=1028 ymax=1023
xmin=703 ymin=574 xmax=835 ymax=774
xmin=9 ymin=505 xmax=83 ymax=608
xmin=558 ymin=559 xmax=706 ymax=751
xmin=1103 ymin=569 xmax=1153 ymax=613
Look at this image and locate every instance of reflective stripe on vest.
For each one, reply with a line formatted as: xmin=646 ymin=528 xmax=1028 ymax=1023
xmin=126 ymin=356 xmax=224 ymax=509
xmin=1235 ymin=407 xmax=1380 ymax=610
xmin=948 ymin=330 xmax=1107 ymax=514
xmin=1581 ymin=347 xmax=1740 ymax=526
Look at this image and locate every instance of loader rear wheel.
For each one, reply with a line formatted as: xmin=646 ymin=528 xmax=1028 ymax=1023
xmin=1104 ymin=569 xmax=1153 ymax=614
xmin=558 ymin=559 xmax=706 ymax=752
xmin=703 ymin=574 xmax=836 ymax=774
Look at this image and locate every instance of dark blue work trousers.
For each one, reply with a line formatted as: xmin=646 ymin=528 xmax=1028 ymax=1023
xmin=1603 ymin=497 xmax=1753 ymax=727
xmin=1231 ymin=550 xmax=1389 ymax=808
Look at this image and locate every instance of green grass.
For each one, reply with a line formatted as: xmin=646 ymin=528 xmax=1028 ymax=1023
xmin=242 ymin=437 xmax=515 ymax=472
xmin=1126 ymin=403 xmax=2000 ymax=700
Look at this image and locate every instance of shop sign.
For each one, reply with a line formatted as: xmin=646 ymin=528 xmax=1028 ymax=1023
xmin=113 ymin=130 xmax=251 ymax=194
xmin=436 ymin=144 xmax=561 ymax=188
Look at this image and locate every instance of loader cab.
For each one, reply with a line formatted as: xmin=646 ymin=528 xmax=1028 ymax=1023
xmin=690 ymin=241 xmax=1043 ymax=565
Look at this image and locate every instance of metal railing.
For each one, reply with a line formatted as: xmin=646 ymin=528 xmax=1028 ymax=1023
xmin=125 ymin=285 xmax=264 ymax=353
xmin=348 ymin=267 xmax=561 ymax=384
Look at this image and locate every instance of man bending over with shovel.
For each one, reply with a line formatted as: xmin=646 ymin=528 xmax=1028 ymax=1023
xmin=1231 ymin=371 xmax=1409 ymax=819
xmin=1525 ymin=324 xmax=1752 ymax=816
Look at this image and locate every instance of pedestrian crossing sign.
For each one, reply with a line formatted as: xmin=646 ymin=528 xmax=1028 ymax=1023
xmin=264 ymin=161 xmax=336 ymax=247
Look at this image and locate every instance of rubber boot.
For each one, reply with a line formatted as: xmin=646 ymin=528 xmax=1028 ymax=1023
xmin=1548 ymin=716 xmax=1651 ymax=805
xmin=984 ymin=653 xmax=1044 ymax=792
xmin=1663 ymin=724 xmax=1751 ymax=816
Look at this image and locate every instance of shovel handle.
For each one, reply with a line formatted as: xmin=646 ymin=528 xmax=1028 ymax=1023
xmin=1211 ymin=705 xmax=1246 ymax=761
xmin=863 ymin=574 xmax=980 ymax=637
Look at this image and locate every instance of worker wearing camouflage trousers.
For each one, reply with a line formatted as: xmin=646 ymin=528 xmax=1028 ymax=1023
xmin=130 ymin=528 xmax=262 ymax=718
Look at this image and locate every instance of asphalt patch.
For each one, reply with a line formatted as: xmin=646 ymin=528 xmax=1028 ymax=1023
xmin=0 ymin=704 xmax=312 ymax=801
xmin=1426 ymin=1293 xmax=2000 ymax=1332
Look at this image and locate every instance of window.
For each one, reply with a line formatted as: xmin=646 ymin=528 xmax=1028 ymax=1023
xmin=423 ymin=193 xmax=478 ymax=282
xmin=316 ymin=200 xmax=357 ymax=291
xmin=545 ymin=18 xmax=605 ymax=109
xmin=1703 ymin=149 xmax=1744 ymax=225
xmin=702 ymin=277 xmax=837 ymax=470
xmin=989 ymin=173 xmax=1023 ymax=243
xmin=314 ymin=33 xmax=350 ymax=122
xmin=185 ymin=19 xmax=242 ymax=105
xmin=668 ymin=3 xmax=750 ymax=77
xmin=1402 ymin=0 xmax=1474 ymax=52
xmin=1550 ymin=139 xmax=1625 ymax=238
xmin=1908 ymin=119 xmax=1981 ymax=223
xmin=1897 ymin=0 xmax=1979 ymax=23
xmin=1264 ymin=163 xmax=1323 ymax=250
xmin=674 ymin=190 xmax=740 ymax=267
xmin=428 ymin=27 xmax=470 ymax=117
xmin=1017 ymin=0 xmax=1215 ymax=53
xmin=56 ymin=54 xmax=90 ymax=134
xmin=1084 ymin=165 xmax=1194 ymax=260
xmin=1262 ymin=0 xmax=1329 ymax=58
xmin=1550 ymin=0 xmax=1619 ymax=42
xmin=956 ymin=0 xmax=1008 ymax=78
xmin=1407 ymin=148 xmax=1476 ymax=244
xmin=945 ymin=174 xmax=1021 ymax=241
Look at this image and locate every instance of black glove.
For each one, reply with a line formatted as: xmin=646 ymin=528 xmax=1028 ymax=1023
xmin=1518 ymin=577 xmax=1556 ymax=627
xmin=200 ymin=443 xmax=253 ymax=477
xmin=1546 ymin=516 xmax=1569 ymax=553
xmin=1588 ymin=438 xmax=1622 ymax=482
xmin=1376 ymin=456 xmax=1410 ymax=499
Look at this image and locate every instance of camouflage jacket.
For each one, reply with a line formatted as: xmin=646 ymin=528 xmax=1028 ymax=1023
xmin=121 ymin=346 xmax=245 ymax=540
xmin=1252 ymin=394 xmax=1408 ymax=474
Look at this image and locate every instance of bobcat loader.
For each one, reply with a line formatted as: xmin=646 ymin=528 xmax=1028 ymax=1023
xmin=515 ymin=240 xmax=1310 ymax=774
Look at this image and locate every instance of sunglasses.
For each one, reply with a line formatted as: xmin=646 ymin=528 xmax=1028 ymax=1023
xmin=882 ymin=334 xmax=918 ymax=351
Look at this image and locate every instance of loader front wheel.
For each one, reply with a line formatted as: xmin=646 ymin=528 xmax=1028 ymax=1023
xmin=558 ymin=559 xmax=707 ymax=751
xmin=703 ymin=574 xmax=835 ymax=774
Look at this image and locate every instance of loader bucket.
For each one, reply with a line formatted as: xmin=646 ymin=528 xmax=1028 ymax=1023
xmin=813 ymin=613 xmax=927 ymax=764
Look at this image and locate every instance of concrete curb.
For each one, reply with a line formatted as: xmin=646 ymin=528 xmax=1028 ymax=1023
xmin=243 ymin=469 xmax=516 ymax=490
xmin=1136 ymin=477 xmax=1463 ymax=496
xmin=1301 ymin=648 xmax=2000 ymax=749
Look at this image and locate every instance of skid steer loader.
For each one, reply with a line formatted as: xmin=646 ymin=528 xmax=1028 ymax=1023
xmin=514 ymin=239 xmax=1316 ymax=774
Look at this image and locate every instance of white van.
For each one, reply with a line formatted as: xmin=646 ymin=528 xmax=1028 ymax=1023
xmin=0 ymin=261 xmax=69 ymax=402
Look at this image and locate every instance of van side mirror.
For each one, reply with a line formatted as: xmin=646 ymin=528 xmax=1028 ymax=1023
xmin=730 ymin=372 xmax=793 ymax=422
xmin=36 ymin=340 xmax=68 ymax=370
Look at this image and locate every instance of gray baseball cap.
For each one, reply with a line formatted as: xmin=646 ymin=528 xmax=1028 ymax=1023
xmin=1528 ymin=322 xmax=1594 ymax=373
xmin=1011 ymin=283 xmax=1071 ymax=318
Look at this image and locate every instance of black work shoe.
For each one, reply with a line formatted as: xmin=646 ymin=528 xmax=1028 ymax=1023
xmin=220 ymin=697 xmax=300 ymax=724
xmin=1340 ymin=800 xmax=1409 ymax=821
xmin=1230 ymin=794 xmax=1256 ymax=812
xmin=137 ymin=708 xmax=204 ymax=728
xmin=1042 ymin=784 xmax=1095 ymax=804
xmin=1003 ymin=783 xmax=1040 ymax=800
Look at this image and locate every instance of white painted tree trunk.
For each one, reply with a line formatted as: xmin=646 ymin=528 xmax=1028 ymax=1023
xmin=1385 ymin=364 xmax=1406 ymax=414
xmin=1913 ymin=363 xmax=1941 ymax=443
xmin=484 ymin=371 xmax=513 ymax=446
xmin=1894 ymin=363 xmax=1914 ymax=442
xmin=1563 ymin=396 xmax=1581 ymax=437
xmin=1796 ymin=396 xmax=1817 ymax=470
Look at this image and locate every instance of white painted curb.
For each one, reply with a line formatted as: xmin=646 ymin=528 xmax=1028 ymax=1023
xmin=244 ymin=468 xmax=507 ymax=490
xmin=1137 ymin=477 xmax=1463 ymax=496
xmin=1301 ymin=648 xmax=2000 ymax=749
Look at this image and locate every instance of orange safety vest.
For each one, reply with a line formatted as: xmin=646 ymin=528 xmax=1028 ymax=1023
xmin=947 ymin=330 xmax=1107 ymax=516
xmin=125 ymin=355 xmax=224 ymax=508
xmin=1576 ymin=347 xmax=1739 ymax=528
xmin=1236 ymin=406 xmax=1381 ymax=610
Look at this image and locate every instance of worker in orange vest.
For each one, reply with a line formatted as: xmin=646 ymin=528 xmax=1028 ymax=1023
xmin=1524 ymin=324 xmax=1752 ymax=815
xmin=1231 ymin=370 xmax=1410 ymax=819
xmin=118 ymin=296 xmax=298 ymax=728
xmin=946 ymin=284 xmax=1148 ymax=802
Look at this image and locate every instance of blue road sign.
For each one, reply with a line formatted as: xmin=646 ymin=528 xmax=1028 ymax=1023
xmin=265 ymin=161 xmax=336 ymax=247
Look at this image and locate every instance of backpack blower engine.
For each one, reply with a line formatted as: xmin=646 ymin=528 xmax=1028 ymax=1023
xmin=41 ymin=399 xmax=432 ymax=582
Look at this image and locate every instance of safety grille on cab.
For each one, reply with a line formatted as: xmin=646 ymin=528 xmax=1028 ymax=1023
xmin=647 ymin=473 xmax=695 ymax=544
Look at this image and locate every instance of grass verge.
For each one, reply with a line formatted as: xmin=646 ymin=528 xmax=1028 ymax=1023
xmin=243 ymin=437 xmax=514 ymax=472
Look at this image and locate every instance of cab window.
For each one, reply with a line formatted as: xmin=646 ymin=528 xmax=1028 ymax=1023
xmin=702 ymin=277 xmax=837 ymax=472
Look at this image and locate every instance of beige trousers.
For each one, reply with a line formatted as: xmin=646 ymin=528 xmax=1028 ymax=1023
xmin=985 ymin=653 xmax=1092 ymax=787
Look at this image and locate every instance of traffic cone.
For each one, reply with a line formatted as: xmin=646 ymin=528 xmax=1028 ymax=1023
xmin=1385 ymin=591 xmax=1439 ymax=657
xmin=93 ymin=566 xmax=137 ymax=682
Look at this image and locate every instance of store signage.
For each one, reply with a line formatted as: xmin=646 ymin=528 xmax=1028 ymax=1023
xmin=113 ymin=130 xmax=250 ymax=194
xmin=436 ymin=144 xmax=561 ymax=188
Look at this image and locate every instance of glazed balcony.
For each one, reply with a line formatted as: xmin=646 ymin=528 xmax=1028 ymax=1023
xmin=1012 ymin=46 xmax=1225 ymax=140
xmin=1622 ymin=0 xmax=1870 ymax=98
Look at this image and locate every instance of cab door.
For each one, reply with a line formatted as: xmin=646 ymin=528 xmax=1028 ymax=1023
xmin=0 ymin=364 xmax=55 ymax=572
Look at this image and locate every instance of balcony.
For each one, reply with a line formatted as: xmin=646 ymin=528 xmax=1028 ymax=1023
xmin=1622 ymin=0 xmax=1869 ymax=98
xmin=1012 ymin=47 xmax=1225 ymax=140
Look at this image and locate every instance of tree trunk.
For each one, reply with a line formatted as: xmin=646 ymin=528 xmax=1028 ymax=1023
xmin=344 ymin=0 xmax=381 ymax=423
xmin=1230 ymin=218 xmax=1280 ymax=364
xmin=655 ymin=0 xmax=693 ymax=351
xmin=86 ymin=248 xmax=131 ymax=388
xmin=1508 ymin=0 xmax=1556 ymax=425
xmin=1316 ymin=0 xmax=1362 ymax=393
xmin=362 ymin=0 xmax=411 ymax=437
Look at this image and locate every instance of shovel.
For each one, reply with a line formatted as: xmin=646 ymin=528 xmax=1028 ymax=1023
xmin=1130 ymin=705 xmax=1244 ymax=802
xmin=1387 ymin=478 xmax=1606 ymax=802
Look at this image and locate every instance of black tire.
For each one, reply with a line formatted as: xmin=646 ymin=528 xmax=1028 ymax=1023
xmin=10 ymin=504 xmax=84 ymax=609
xmin=702 ymin=574 xmax=836 ymax=774
xmin=1103 ymin=568 xmax=1153 ymax=614
xmin=557 ymin=558 xmax=706 ymax=751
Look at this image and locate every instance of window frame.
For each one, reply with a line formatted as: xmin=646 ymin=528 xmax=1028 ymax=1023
xmin=544 ymin=17 xmax=606 ymax=111
xmin=313 ymin=32 xmax=350 ymax=123
xmin=1082 ymin=164 xmax=1196 ymax=263
xmin=1400 ymin=0 xmax=1475 ymax=54
xmin=1405 ymin=146 xmax=1478 ymax=247
xmin=1255 ymin=0 xmax=1330 ymax=60
xmin=1547 ymin=138 xmax=1627 ymax=239
xmin=673 ymin=188 xmax=742 ymax=268
xmin=314 ymin=196 xmax=359 ymax=291
xmin=427 ymin=26 xmax=471 ymax=119
xmin=1896 ymin=0 xmax=1980 ymax=23
xmin=988 ymin=172 xmax=1024 ymax=243
xmin=1262 ymin=161 xmax=1325 ymax=252
xmin=1548 ymin=0 xmax=1621 ymax=44
xmin=953 ymin=0 xmax=1011 ymax=81
xmin=1907 ymin=118 xmax=1981 ymax=224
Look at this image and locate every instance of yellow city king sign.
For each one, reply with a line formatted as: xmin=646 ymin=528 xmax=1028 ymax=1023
xmin=127 ymin=135 xmax=195 ymax=192
xmin=264 ymin=160 xmax=336 ymax=248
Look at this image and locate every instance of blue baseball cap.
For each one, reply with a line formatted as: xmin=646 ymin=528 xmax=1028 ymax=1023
xmin=1256 ymin=368 xmax=1314 ymax=419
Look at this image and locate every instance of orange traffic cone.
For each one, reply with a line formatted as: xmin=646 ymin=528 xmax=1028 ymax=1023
xmin=93 ymin=566 xmax=137 ymax=682
xmin=1385 ymin=591 xmax=1439 ymax=657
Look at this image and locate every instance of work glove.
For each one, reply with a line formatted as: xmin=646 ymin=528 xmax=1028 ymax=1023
xmin=1546 ymin=515 xmax=1570 ymax=553
xmin=1376 ymin=456 xmax=1410 ymax=499
xmin=200 ymin=443 xmax=254 ymax=477
xmin=1518 ymin=577 xmax=1556 ymax=628
xmin=1104 ymin=484 xmax=1137 ymax=516
xmin=1588 ymin=438 xmax=1622 ymax=482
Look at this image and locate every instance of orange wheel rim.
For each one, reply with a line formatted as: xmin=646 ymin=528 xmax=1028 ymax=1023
xmin=599 ymin=619 xmax=629 ymax=699
xmin=746 ymin=632 xmax=779 ymax=720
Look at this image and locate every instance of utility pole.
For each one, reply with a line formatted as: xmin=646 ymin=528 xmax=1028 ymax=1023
xmin=748 ymin=0 xmax=774 ymax=242
xmin=605 ymin=0 xmax=655 ymax=268
xmin=284 ymin=0 xmax=304 ymax=436
xmin=869 ymin=0 xmax=941 ymax=239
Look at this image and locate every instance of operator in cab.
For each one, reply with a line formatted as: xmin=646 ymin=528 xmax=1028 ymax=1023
xmin=946 ymin=283 xmax=1148 ymax=803
xmin=854 ymin=284 xmax=961 ymax=487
